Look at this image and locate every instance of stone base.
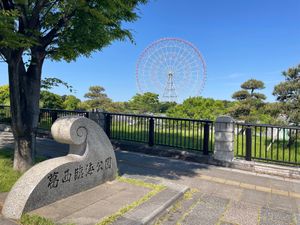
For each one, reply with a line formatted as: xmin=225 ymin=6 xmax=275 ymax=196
xmin=213 ymin=151 xmax=234 ymax=162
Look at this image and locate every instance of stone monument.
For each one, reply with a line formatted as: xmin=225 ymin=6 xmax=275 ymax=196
xmin=2 ymin=116 xmax=118 ymax=220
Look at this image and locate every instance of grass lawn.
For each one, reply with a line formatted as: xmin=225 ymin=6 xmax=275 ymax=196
xmin=0 ymin=148 xmax=22 ymax=193
xmin=0 ymin=148 xmax=47 ymax=193
xmin=110 ymin=122 xmax=300 ymax=166
xmin=110 ymin=122 xmax=214 ymax=151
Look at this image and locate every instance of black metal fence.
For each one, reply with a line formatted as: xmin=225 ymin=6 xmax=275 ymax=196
xmin=0 ymin=105 xmax=11 ymax=124
xmin=39 ymin=108 xmax=89 ymax=129
xmin=0 ymin=105 xmax=89 ymax=130
xmin=235 ymin=123 xmax=300 ymax=165
xmin=1 ymin=105 xmax=300 ymax=166
xmin=104 ymin=113 xmax=214 ymax=154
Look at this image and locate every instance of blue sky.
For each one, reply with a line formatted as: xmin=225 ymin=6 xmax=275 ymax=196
xmin=1 ymin=0 xmax=300 ymax=102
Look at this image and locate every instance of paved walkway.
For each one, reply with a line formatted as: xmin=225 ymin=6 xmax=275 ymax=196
xmin=119 ymin=151 xmax=300 ymax=225
xmin=1 ymin=132 xmax=300 ymax=225
xmin=31 ymin=180 xmax=150 ymax=225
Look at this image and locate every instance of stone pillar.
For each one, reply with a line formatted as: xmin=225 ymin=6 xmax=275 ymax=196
xmin=214 ymin=116 xmax=235 ymax=162
xmin=88 ymin=109 xmax=106 ymax=130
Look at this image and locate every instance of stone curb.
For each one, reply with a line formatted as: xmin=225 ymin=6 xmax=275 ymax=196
xmin=113 ymin=175 xmax=189 ymax=225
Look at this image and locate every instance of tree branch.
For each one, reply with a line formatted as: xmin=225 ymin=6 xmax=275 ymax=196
xmin=0 ymin=52 xmax=7 ymax=62
xmin=0 ymin=48 xmax=11 ymax=61
xmin=41 ymin=10 xmax=76 ymax=47
xmin=16 ymin=2 xmax=29 ymax=29
xmin=39 ymin=0 xmax=60 ymax=27
xmin=28 ymin=0 xmax=48 ymax=28
xmin=1 ymin=0 xmax=14 ymax=10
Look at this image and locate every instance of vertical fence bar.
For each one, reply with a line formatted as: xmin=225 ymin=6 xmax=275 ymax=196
xmin=296 ymin=129 xmax=298 ymax=163
xmin=203 ymin=122 xmax=210 ymax=155
xmin=105 ymin=114 xmax=111 ymax=138
xmin=236 ymin=124 xmax=239 ymax=155
xmin=245 ymin=126 xmax=252 ymax=161
xmin=51 ymin=111 xmax=58 ymax=124
xmin=149 ymin=117 xmax=154 ymax=146
xmin=210 ymin=123 xmax=213 ymax=152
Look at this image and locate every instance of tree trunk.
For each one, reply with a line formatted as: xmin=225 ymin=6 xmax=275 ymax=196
xmin=8 ymin=50 xmax=44 ymax=172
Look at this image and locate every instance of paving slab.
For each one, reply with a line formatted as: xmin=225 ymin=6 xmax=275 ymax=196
xmin=30 ymin=180 xmax=150 ymax=225
xmin=259 ymin=207 xmax=294 ymax=225
xmin=240 ymin=189 xmax=271 ymax=207
xmin=296 ymin=213 xmax=300 ymax=225
xmin=222 ymin=201 xmax=259 ymax=225
xmin=181 ymin=194 xmax=229 ymax=225
xmin=268 ymin=194 xmax=298 ymax=212
xmin=153 ymin=191 xmax=203 ymax=225
xmin=113 ymin=177 xmax=189 ymax=225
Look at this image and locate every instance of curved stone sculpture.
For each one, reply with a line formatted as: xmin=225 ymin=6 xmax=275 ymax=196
xmin=2 ymin=116 xmax=117 ymax=220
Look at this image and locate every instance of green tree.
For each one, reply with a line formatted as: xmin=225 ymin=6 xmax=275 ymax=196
xmin=84 ymin=86 xmax=112 ymax=111
xmin=40 ymin=91 xmax=63 ymax=109
xmin=128 ymin=92 xmax=160 ymax=114
xmin=231 ymin=79 xmax=266 ymax=122
xmin=158 ymin=101 xmax=177 ymax=113
xmin=41 ymin=77 xmax=74 ymax=93
xmin=167 ymin=97 xmax=229 ymax=120
xmin=62 ymin=95 xmax=81 ymax=110
xmin=0 ymin=85 xmax=9 ymax=105
xmin=241 ymin=79 xmax=265 ymax=95
xmin=0 ymin=0 xmax=147 ymax=171
xmin=108 ymin=102 xmax=128 ymax=113
xmin=273 ymin=65 xmax=300 ymax=125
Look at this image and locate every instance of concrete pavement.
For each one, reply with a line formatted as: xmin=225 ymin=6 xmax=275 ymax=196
xmin=1 ymin=132 xmax=300 ymax=224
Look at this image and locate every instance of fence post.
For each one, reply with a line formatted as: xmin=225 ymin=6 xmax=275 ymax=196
xmin=51 ymin=112 xmax=58 ymax=124
xmin=105 ymin=114 xmax=111 ymax=138
xmin=214 ymin=116 xmax=235 ymax=162
xmin=203 ymin=123 xmax=210 ymax=155
xmin=245 ymin=126 xmax=252 ymax=161
xmin=149 ymin=117 xmax=154 ymax=146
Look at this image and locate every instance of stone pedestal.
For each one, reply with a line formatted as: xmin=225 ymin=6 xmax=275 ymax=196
xmin=214 ymin=116 xmax=235 ymax=162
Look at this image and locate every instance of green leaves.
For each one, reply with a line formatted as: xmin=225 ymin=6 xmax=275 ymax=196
xmin=128 ymin=92 xmax=160 ymax=114
xmin=0 ymin=0 xmax=147 ymax=61
xmin=241 ymin=79 xmax=265 ymax=93
xmin=0 ymin=9 xmax=35 ymax=49
xmin=0 ymin=85 xmax=10 ymax=105
xmin=166 ymin=97 xmax=230 ymax=120
xmin=231 ymin=79 xmax=266 ymax=122
xmin=273 ymin=64 xmax=300 ymax=124
xmin=39 ymin=91 xmax=64 ymax=109
xmin=232 ymin=90 xmax=250 ymax=101
xmin=83 ymin=85 xmax=113 ymax=111
xmin=41 ymin=77 xmax=75 ymax=93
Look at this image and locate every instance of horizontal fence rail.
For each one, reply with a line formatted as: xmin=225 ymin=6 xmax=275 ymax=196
xmin=1 ymin=105 xmax=300 ymax=166
xmin=39 ymin=108 xmax=89 ymax=130
xmin=105 ymin=113 xmax=214 ymax=154
xmin=0 ymin=105 xmax=89 ymax=130
xmin=235 ymin=123 xmax=300 ymax=165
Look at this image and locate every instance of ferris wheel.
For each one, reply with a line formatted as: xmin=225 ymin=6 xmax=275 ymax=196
xmin=136 ymin=37 xmax=207 ymax=102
